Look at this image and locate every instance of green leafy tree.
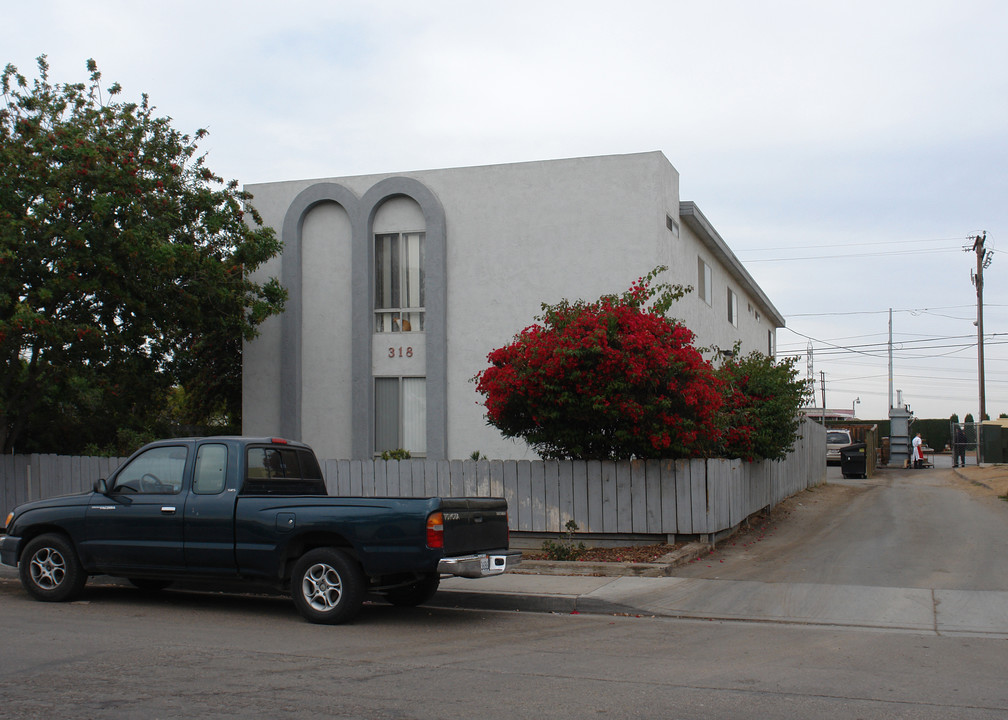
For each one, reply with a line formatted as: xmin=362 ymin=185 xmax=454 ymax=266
xmin=715 ymin=347 xmax=811 ymax=461
xmin=0 ymin=56 xmax=285 ymax=453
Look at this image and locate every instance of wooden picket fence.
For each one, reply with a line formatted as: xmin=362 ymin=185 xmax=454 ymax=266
xmin=1 ymin=419 xmax=825 ymax=541
xmin=1 ymin=454 xmax=127 ymax=524
xmin=324 ymin=417 xmax=825 ymax=539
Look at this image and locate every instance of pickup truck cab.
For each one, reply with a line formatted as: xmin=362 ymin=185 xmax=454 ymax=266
xmin=1 ymin=437 xmax=520 ymax=624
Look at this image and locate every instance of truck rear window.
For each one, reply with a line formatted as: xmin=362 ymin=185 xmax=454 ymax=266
xmin=243 ymin=447 xmax=327 ymax=495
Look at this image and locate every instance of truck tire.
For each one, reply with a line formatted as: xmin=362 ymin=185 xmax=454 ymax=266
xmin=19 ymin=533 xmax=88 ymax=602
xmin=385 ymin=573 xmax=441 ymax=607
xmin=290 ymin=548 xmax=365 ymax=624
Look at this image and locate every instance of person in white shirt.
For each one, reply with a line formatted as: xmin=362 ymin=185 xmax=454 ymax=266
xmin=912 ymin=433 xmax=924 ymax=469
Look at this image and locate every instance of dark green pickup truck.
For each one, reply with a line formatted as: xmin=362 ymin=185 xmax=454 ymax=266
xmin=1 ymin=437 xmax=520 ymax=624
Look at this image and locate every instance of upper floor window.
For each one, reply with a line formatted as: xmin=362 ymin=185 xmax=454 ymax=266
xmin=375 ymin=232 xmax=425 ymax=332
xmin=666 ymin=214 xmax=680 ymax=238
xmin=698 ymin=257 xmax=712 ymax=306
xmin=727 ymin=287 xmax=738 ymax=327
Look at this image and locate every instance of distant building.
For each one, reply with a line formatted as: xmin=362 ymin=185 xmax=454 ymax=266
xmin=242 ymin=152 xmax=785 ymax=460
xmin=803 ymin=408 xmax=858 ymax=422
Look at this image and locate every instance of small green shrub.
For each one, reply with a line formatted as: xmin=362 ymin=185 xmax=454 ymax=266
xmin=380 ymin=448 xmax=411 ymax=460
xmin=541 ymin=520 xmax=587 ymax=561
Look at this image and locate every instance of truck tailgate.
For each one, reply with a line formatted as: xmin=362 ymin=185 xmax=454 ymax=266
xmin=439 ymin=498 xmax=509 ymax=555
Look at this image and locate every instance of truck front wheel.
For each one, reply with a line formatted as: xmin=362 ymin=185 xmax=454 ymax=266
xmin=19 ymin=533 xmax=88 ymax=602
xmin=290 ymin=548 xmax=365 ymax=624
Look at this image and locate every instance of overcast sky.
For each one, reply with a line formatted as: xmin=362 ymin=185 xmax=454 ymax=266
xmin=8 ymin=0 xmax=1008 ymax=423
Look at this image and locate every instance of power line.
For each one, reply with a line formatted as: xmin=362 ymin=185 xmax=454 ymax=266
xmin=781 ymin=305 xmax=1008 ymax=319
xmin=743 ymin=236 xmax=968 ymax=252
xmin=744 ymin=247 xmax=962 ymax=262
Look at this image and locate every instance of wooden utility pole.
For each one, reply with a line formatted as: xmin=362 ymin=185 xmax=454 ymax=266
xmin=971 ymin=232 xmax=992 ymax=420
xmin=820 ymin=371 xmax=826 ymax=424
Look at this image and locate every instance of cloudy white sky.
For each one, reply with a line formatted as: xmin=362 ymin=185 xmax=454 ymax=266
xmin=8 ymin=0 xmax=1008 ymax=422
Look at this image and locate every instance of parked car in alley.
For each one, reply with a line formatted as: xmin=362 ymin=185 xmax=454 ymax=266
xmin=826 ymin=429 xmax=853 ymax=465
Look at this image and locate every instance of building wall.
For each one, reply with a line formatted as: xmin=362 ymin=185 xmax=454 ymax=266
xmin=679 ymin=216 xmax=776 ymax=357
xmin=242 ymin=152 xmax=784 ymax=461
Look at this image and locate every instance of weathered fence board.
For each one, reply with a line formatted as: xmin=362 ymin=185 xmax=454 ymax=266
xmin=586 ymin=461 xmax=602 ymax=533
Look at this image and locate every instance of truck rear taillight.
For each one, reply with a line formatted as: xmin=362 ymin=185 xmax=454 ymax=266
xmin=426 ymin=511 xmax=444 ymax=549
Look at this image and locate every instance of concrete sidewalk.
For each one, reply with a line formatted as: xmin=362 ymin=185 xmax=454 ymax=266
xmin=435 ymin=572 xmax=1008 ymax=636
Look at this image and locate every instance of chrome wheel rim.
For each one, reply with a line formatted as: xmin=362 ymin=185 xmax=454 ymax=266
xmin=301 ymin=562 xmax=343 ymax=611
xmin=30 ymin=547 xmax=67 ymax=590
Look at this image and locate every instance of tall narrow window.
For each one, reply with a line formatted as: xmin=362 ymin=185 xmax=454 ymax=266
xmin=698 ymin=257 xmax=712 ymax=306
xmin=375 ymin=232 xmax=425 ymax=332
xmin=727 ymin=288 xmax=738 ymax=327
xmin=375 ymin=377 xmax=427 ymax=456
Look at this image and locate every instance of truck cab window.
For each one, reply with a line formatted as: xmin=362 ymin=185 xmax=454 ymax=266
xmin=243 ymin=447 xmax=327 ymax=495
xmin=194 ymin=444 xmax=228 ymax=494
xmin=112 ymin=446 xmax=187 ymax=494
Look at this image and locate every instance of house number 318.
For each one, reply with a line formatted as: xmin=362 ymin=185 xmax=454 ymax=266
xmin=388 ymin=347 xmax=414 ymax=358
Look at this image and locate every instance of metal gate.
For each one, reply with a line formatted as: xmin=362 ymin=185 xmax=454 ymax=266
xmin=949 ymin=422 xmax=981 ymax=466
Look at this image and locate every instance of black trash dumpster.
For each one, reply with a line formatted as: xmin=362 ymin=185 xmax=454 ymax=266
xmin=840 ymin=443 xmax=867 ymax=479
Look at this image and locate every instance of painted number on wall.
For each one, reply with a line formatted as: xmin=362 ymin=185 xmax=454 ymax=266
xmin=388 ymin=347 xmax=414 ymax=358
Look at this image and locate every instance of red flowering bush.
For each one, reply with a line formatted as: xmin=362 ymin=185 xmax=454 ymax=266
xmin=474 ymin=270 xmax=725 ymax=460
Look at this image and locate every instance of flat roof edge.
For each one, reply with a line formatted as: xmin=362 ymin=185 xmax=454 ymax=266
xmin=680 ymin=201 xmax=786 ymax=329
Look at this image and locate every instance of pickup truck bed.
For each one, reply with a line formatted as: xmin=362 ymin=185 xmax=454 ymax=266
xmin=1 ymin=437 xmax=520 ymax=623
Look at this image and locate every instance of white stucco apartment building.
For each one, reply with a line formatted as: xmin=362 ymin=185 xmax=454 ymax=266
xmin=242 ymin=151 xmax=785 ymax=461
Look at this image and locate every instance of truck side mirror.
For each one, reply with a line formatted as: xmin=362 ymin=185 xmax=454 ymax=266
xmin=93 ymin=478 xmax=109 ymax=494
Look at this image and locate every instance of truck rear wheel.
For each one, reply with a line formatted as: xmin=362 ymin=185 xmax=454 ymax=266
xmin=290 ymin=548 xmax=365 ymax=624
xmin=19 ymin=533 xmax=88 ymax=602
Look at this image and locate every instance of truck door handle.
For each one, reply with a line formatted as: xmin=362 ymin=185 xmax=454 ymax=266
xmin=161 ymin=506 xmax=177 ymax=514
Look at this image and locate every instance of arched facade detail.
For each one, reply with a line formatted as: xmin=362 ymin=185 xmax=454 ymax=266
xmin=357 ymin=177 xmax=447 ymax=459
xmin=278 ymin=178 xmax=447 ymax=459
xmin=279 ymin=183 xmax=360 ymax=441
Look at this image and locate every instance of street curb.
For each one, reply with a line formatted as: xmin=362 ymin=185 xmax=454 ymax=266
xmin=429 ymin=589 xmax=582 ymax=615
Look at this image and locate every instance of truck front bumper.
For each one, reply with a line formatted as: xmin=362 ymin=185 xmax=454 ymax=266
xmin=438 ymin=550 xmax=522 ymax=578
xmin=0 ymin=534 xmax=21 ymax=568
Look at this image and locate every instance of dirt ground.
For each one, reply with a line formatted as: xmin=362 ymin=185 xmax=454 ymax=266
xmin=948 ymin=464 xmax=1008 ymax=498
